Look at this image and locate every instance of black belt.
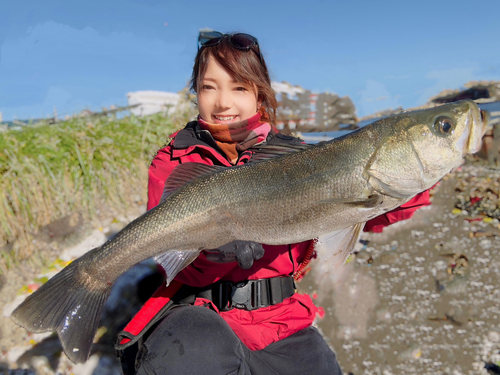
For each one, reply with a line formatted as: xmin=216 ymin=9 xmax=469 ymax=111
xmin=115 ymin=276 xmax=297 ymax=357
xmin=181 ymin=276 xmax=296 ymax=311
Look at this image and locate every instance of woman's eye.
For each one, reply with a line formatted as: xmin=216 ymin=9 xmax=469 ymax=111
xmin=235 ymin=86 xmax=247 ymax=91
xmin=201 ymin=85 xmax=214 ymax=90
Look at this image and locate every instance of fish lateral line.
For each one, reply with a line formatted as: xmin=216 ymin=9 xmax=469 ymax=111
xmin=318 ymin=194 xmax=383 ymax=208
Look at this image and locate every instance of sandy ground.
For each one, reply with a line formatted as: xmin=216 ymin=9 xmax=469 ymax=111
xmin=1 ymin=159 xmax=499 ymax=374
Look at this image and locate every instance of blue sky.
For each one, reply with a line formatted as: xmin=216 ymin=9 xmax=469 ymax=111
xmin=1 ymin=0 xmax=499 ymax=121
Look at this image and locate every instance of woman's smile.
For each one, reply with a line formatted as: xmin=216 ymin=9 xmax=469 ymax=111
xmin=212 ymin=114 xmax=239 ymax=124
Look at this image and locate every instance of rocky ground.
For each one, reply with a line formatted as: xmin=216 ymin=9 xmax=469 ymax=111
xmin=1 ymin=158 xmax=499 ymax=374
xmin=303 ymin=158 xmax=500 ymax=375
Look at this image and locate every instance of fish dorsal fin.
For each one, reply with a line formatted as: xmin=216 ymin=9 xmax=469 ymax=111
xmin=249 ymin=143 xmax=313 ymax=163
xmin=154 ymin=249 xmax=201 ymax=285
xmin=160 ymin=163 xmax=226 ymax=203
xmin=316 ymin=222 xmax=365 ymax=269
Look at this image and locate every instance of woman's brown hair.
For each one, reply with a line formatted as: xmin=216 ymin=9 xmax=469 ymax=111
xmin=190 ymin=35 xmax=277 ymax=125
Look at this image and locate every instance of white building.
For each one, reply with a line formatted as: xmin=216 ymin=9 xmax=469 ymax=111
xmin=271 ymin=81 xmax=306 ymax=100
xmin=126 ymin=91 xmax=181 ymax=117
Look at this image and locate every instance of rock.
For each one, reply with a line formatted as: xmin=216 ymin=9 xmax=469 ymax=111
xmin=355 ymin=251 xmax=373 ymax=265
xmin=430 ymin=86 xmax=491 ymax=103
xmin=377 ymin=252 xmax=399 ymax=265
xmin=488 ymin=331 xmax=500 ymax=343
xmin=429 ymin=80 xmax=500 ymax=103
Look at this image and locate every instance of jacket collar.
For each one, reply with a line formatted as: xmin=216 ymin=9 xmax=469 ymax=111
xmin=171 ymin=121 xmax=233 ymax=166
xmin=172 ymin=121 xmax=223 ymax=152
xmin=170 ymin=120 xmax=296 ymax=165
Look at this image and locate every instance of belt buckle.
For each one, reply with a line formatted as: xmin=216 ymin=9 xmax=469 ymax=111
xmin=231 ymin=281 xmax=256 ymax=310
xmin=216 ymin=281 xmax=253 ymax=311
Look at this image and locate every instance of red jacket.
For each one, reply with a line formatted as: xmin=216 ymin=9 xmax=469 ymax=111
xmin=142 ymin=122 xmax=431 ymax=350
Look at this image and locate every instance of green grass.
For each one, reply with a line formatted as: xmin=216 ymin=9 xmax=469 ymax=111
xmin=0 ymin=109 xmax=192 ymax=272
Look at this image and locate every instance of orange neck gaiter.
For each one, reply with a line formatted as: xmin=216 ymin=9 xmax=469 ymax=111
xmin=198 ymin=107 xmax=272 ymax=164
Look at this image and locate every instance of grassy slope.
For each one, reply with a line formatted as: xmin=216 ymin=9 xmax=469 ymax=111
xmin=0 ymin=112 xmax=188 ymax=272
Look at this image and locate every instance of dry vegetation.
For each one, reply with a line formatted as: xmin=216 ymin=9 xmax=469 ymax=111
xmin=0 ymin=109 xmax=194 ymax=273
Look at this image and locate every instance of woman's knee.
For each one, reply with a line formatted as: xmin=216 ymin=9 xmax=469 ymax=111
xmin=136 ymin=306 xmax=251 ymax=374
xmin=155 ymin=305 xmax=235 ymax=341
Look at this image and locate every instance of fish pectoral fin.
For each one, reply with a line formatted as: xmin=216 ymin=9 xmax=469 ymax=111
xmin=318 ymin=194 xmax=383 ymax=208
xmin=160 ymin=163 xmax=227 ymax=203
xmin=155 ymin=249 xmax=201 ymax=285
xmin=316 ymin=223 xmax=365 ymax=269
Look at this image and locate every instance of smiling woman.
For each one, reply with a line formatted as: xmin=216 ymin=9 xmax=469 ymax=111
xmin=115 ymin=31 xmax=344 ymax=375
xmin=197 ymin=56 xmax=260 ymax=125
xmin=194 ymin=55 xmax=272 ymax=165
xmin=191 ymin=32 xmax=278 ymax=125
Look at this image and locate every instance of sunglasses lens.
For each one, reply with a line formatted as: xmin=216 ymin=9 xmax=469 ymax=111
xmin=229 ymin=33 xmax=256 ymax=50
xmin=199 ymin=31 xmax=224 ymax=47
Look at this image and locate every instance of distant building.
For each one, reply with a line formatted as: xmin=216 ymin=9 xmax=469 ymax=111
xmin=272 ymin=82 xmax=357 ymax=133
xmin=127 ymin=91 xmax=181 ymax=116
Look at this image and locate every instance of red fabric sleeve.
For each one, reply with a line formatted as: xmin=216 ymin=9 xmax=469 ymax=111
xmin=363 ymin=190 xmax=431 ymax=233
xmin=147 ymin=146 xmax=181 ymax=211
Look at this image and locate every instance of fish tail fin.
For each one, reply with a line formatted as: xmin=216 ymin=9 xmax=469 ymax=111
xmin=11 ymin=257 xmax=111 ymax=364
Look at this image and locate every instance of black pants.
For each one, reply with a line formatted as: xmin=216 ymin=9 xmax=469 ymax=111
xmin=134 ymin=305 xmax=343 ymax=375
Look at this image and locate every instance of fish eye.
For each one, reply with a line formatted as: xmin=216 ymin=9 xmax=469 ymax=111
xmin=434 ymin=116 xmax=454 ymax=135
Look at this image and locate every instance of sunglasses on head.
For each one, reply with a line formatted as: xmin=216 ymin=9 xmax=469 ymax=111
xmin=198 ymin=31 xmax=264 ymax=66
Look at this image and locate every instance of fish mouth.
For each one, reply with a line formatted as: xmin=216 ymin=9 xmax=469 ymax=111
xmin=480 ymin=109 xmax=490 ymax=132
xmin=464 ymin=103 xmax=489 ymax=156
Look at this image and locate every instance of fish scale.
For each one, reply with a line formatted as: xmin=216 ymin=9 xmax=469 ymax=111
xmin=11 ymin=100 xmax=488 ymax=364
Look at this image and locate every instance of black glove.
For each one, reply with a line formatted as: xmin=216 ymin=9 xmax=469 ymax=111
xmin=205 ymin=240 xmax=265 ymax=269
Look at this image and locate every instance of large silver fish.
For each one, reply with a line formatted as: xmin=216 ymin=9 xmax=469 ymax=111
xmin=12 ymin=100 xmax=488 ymax=363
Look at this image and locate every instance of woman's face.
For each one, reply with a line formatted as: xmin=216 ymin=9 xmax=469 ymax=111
xmin=197 ymin=56 xmax=260 ymax=124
